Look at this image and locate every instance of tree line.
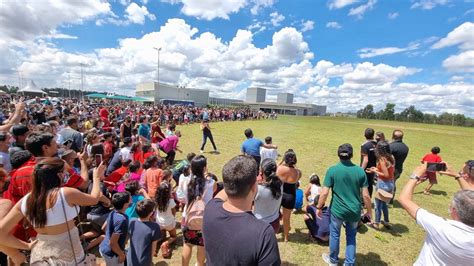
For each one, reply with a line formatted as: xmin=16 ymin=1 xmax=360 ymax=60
xmin=356 ymin=104 xmax=474 ymax=127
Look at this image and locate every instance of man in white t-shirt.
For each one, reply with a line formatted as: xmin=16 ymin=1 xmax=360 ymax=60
xmin=399 ymin=164 xmax=474 ymax=265
xmin=260 ymin=136 xmax=277 ymax=161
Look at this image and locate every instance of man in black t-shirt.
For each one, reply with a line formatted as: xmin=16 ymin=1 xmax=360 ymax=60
xmin=390 ymin=129 xmax=409 ymax=203
xmin=203 ymin=155 xmax=281 ymax=266
xmin=360 ymin=128 xmax=377 ymax=197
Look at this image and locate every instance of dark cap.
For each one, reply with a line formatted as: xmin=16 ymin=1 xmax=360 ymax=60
xmin=11 ymin=124 xmax=29 ymax=136
xmin=338 ymin=143 xmax=353 ymax=158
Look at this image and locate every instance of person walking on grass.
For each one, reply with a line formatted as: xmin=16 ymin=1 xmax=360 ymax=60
xmin=419 ymin=146 xmax=442 ymax=195
xmin=316 ymin=143 xmax=372 ymax=266
xmin=200 ymin=119 xmax=218 ymax=154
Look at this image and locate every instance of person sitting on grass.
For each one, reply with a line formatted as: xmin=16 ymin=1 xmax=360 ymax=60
xmin=127 ymin=199 xmax=162 ymax=266
xmin=419 ymin=146 xmax=443 ymax=195
xmin=399 ymin=164 xmax=474 ymax=265
xmin=305 ymin=174 xmax=322 ymax=206
xmin=294 ymin=181 xmax=304 ymax=213
xmin=440 ymin=160 xmax=474 ymax=190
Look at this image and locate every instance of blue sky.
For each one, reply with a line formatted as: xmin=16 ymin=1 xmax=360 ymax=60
xmin=0 ymin=0 xmax=473 ymax=115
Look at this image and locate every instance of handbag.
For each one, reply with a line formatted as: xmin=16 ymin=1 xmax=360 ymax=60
xmin=60 ymin=188 xmax=97 ymax=265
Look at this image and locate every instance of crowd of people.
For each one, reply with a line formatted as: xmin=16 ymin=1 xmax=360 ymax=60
xmin=0 ymin=94 xmax=472 ymax=266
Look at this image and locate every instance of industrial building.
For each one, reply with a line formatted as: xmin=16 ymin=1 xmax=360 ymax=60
xmin=136 ymin=82 xmax=209 ymax=107
xmin=135 ymin=82 xmax=326 ymax=116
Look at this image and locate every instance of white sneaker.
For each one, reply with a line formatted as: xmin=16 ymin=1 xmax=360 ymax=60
xmin=200 ymin=150 xmax=204 ymax=154
xmin=322 ymin=253 xmax=337 ymax=266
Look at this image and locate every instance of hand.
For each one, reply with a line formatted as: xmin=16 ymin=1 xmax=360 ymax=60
xmin=316 ymin=207 xmax=323 ymax=219
xmin=138 ymin=188 xmax=147 ymax=195
xmin=363 ymin=211 xmax=372 ymax=221
xmin=118 ymin=253 xmax=126 ymax=263
xmin=93 ymin=162 xmax=106 ymax=180
xmin=79 ymin=145 xmax=89 ymax=162
xmin=413 ymin=163 xmax=427 ymax=178
xmin=439 ymin=162 xmax=457 ymax=177
xmin=27 ymin=239 xmax=38 ymax=250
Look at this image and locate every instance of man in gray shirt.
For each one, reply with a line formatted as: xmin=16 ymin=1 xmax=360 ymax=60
xmin=59 ymin=117 xmax=83 ymax=152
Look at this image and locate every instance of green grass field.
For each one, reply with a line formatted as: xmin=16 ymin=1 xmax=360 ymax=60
xmin=149 ymin=116 xmax=474 ymax=265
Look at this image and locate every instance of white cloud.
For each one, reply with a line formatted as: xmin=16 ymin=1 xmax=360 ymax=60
xmin=327 ymin=0 xmax=359 ymax=10
xmin=442 ymin=50 xmax=474 ymax=72
xmin=250 ymin=0 xmax=277 ymax=15
xmin=1 ymin=18 xmax=472 ymax=116
xmin=431 ymin=22 xmax=474 ymax=50
xmin=247 ymin=21 xmax=267 ymax=34
xmin=411 ymin=0 xmax=449 ymax=10
xmin=326 ymin=22 xmax=342 ymax=29
xmin=357 ymin=43 xmax=419 ymax=58
xmin=348 ymin=0 xmax=377 ymax=19
xmin=162 ymin=0 xmax=276 ymax=20
xmin=270 ymin=12 xmax=285 ymax=27
xmin=300 ymin=20 xmax=315 ymax=32
xmin=432 ymin=22 xmax=474 ymax=72
xmin=342 ymin=62 xmax=421 ymax=87
xmin=125 ymin=3 xmax=156 ymax=24
xmin=388 ymin=12 xmax=399 ymax=19
xmin=0 ymin=0 xmax=111 ymax=43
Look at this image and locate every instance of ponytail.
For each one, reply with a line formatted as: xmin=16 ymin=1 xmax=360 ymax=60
xmin=261 ymin=158 xmax=282 ymax=200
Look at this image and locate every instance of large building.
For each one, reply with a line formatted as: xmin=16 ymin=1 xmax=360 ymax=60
xmin=246 ymin=87 xmax=266 ymax=102
xmin=136 ymin=82 xmax=209 ymax=107
xmin=136 ymin=82 xmax=326 ymax=116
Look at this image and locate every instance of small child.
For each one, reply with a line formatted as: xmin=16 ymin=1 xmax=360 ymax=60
xmin=294 ymin=181 xmax=304 ymax=213
xmin=155 ymin=181 xmax=177 ymax=258
xmin=125 ymin=181 xmax=148 ymax=219
xmin=207 ymin=173 xmax=224 ymax=197
xmin=176 ymin=165 xmax=192 ymax=207
xmin=127 ymin=199 xmax=162 ymax=265
xmin=305 ymin=174 xmax=322 ymax=206
xmin=420 ymin=146 xmax=443 ymax=195
xmin=172 ymin=152 xmax=196 ymax=185
xmin=99 ymin=192 xmax=131 ymax=265
xmin=260 ymin=136 xmax=278 ymax=161
xmin=116 ymin=161 xmax=141 ymax=193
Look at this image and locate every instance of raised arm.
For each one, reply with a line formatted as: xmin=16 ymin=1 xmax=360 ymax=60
xmin=64 ymin=163 xmax=106 ymax=206
xmin=399 ymin=165 xmax=426 ymax=219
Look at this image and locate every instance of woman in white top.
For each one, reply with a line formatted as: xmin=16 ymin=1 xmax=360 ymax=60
xmin=0 ymin=157 xmax=104 ymax=265
xmin=253 ymin=158 xmax=283 ymax=233
xmin=182 ymin=155 xmax=216 ymax=266
xmin=304 ymin=174 xmax=322 ymax=206
xmin=155 ymin=181 xmax=177 ymax=257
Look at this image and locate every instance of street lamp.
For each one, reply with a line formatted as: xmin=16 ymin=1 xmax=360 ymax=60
xmin=153 ymin=47 xmax=162 ymax=91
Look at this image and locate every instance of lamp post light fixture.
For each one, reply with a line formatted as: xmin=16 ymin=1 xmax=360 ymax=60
xmin=153 ymin=47 xmax=162 ymax=93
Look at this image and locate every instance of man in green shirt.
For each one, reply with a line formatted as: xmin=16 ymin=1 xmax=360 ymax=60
xmin=316 ymin=143 xmax=372 ymax=266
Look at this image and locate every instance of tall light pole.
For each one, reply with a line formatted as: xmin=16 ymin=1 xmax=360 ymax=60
xmin=68 ymin=72 xmax=71 ymax=98
xmin=153 ymin=47 xmax=161 ymax=90
xmin=80 ymin=63 xmax=84 ymax=101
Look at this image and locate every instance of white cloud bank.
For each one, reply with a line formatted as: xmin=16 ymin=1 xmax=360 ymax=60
xmin=0 ymin=4 xmax=472 ymax=116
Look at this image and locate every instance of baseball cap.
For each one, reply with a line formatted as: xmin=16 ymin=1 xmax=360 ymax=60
xmin=11 ymin=124 xmax=29 ymax=137
xmin=338 ymin=143 xmax=353 ymax=158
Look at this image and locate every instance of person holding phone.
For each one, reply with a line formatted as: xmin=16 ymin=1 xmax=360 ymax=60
xmin=419 ymin=146 xmax=443 ymax=195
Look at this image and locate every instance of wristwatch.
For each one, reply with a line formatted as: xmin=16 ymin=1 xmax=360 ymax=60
xmin=410 ymin=174 xmax=420 ymax=180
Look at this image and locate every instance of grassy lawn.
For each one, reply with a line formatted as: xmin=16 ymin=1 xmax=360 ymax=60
xmin=148 ymin=116 xmax=474 ymax=265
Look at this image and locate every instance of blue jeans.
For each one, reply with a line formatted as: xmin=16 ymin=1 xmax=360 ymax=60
xmin=329 ymin=213 xmax=358 ymax=265
xmin=375 ymin=180 xmax=394 ymax=224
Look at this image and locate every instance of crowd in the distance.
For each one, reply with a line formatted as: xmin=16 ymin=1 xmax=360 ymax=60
xmin=0 ymin=94 xmax=472 ymax=266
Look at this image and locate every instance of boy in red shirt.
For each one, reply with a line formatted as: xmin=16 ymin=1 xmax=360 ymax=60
xmin=419 ymin=146 xmax=442 ymax=195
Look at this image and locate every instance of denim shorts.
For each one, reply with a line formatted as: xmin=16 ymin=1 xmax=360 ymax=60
xmin=377 ymin=179 xmax=394 ymax=193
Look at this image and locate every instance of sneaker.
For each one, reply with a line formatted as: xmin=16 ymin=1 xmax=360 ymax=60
xmin=200 ymin=150 xmax=204 ymax=154
xmin=322 ymin=253 xmax=337 ymax=266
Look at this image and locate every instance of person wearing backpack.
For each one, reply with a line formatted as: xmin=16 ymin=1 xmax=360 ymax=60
xmin=181 ymin=155 xmax=216 ymax=266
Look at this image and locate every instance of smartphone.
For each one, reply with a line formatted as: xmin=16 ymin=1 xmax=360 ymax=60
xmin=427 ymin=162 xmax=446 ymax=172
xmin=95 ymin=154 xmax=102 ymax=166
